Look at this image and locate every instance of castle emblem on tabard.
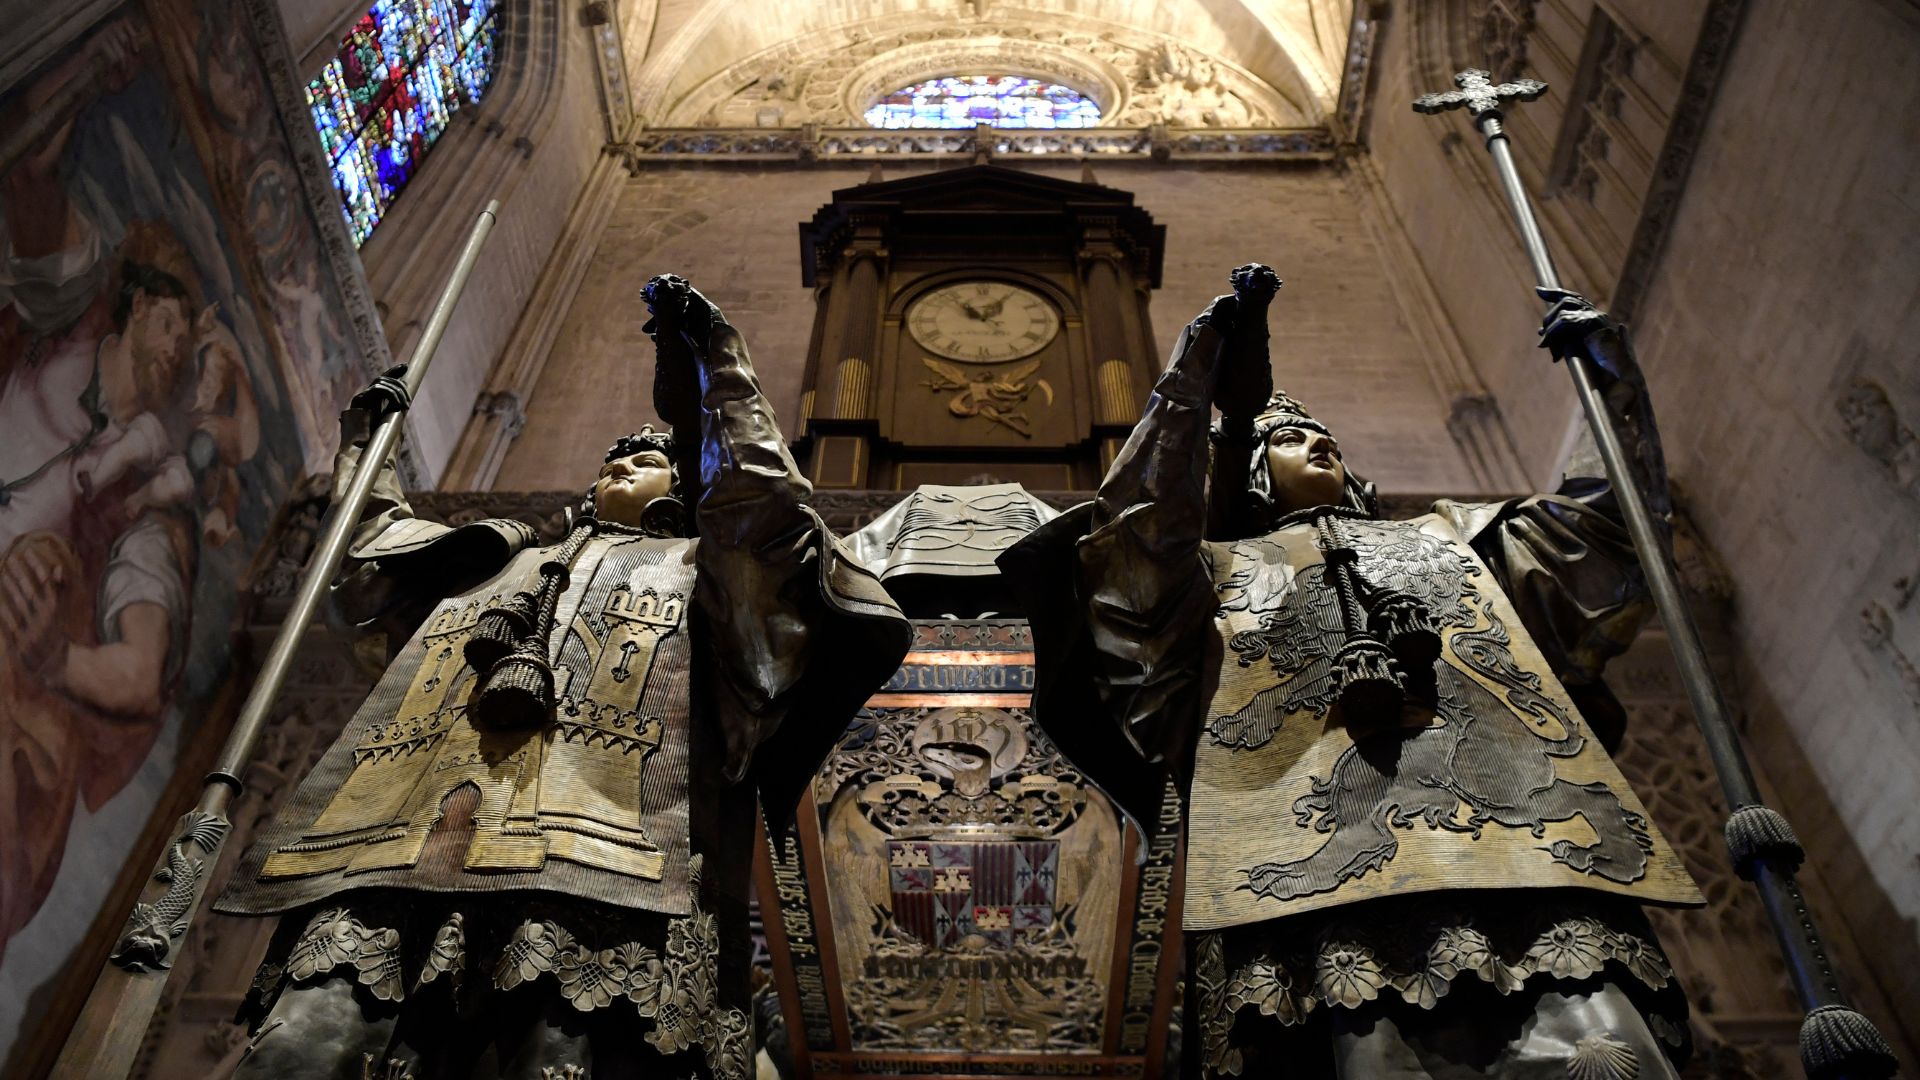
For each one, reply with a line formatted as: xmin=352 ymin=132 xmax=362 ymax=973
xmin=887 ymin=839 xmax=1059 ymax=950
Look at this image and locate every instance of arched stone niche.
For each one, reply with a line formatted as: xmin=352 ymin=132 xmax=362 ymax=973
xmin=837 ymin=39 xmax=1125 ymax=125
xmin=663 ymin=14 xmax=1312 ymax=130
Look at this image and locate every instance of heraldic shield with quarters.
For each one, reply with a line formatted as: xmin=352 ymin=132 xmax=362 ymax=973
xmin=1001 ymin=264 xmax=1707 ymax=1079
xmin=214 ymin=275 xmax=910 ymax=1080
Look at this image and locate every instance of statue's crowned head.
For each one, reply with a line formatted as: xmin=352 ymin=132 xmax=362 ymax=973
xmin=1226 ymin=390 xmax=1378 ymax=531
xmin=590 ymin=426 xmax=686 ymax=534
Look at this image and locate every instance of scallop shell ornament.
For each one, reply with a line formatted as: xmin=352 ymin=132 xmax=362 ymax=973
xmin=1566 ymin=1035 xmax=1639 ymax=1080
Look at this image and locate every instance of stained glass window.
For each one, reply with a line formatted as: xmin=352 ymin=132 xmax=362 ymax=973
xmin=308 ymin=0 xmax=501 ymax=247
xmin=863 ymin=76 xmax=1101 ymax=129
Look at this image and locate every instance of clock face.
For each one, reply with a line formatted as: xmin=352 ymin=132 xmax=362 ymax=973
xmin=907 ymin=281 xmax=1061 ymax=363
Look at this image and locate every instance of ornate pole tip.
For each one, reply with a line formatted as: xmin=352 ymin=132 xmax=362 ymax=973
xmin=1800 ymin=1004 xmax=1899 ymax=1080
xmin=1411 ymin=68 xmax=1549 ymax=117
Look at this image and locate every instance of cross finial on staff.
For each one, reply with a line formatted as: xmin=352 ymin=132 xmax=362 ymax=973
xmin=1413 ymin=68 xmax=1547 ymax=117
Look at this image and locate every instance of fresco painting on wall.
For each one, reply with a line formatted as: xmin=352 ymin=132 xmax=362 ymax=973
xmin=173 ymin=0 xmax=363 ymax=448
xmin=0 ymin=9 xmax=301 ymax=1054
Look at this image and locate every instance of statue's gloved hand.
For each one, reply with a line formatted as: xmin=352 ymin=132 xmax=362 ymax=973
xmin=1214 ymin=263 xmax=1282 ymax=420
xmin=642 ymin=273 xmax=716 ymax=350
xmin=1230 ymin=262 xmax=1282 ymax=311
xmin=1535 ymin=287 xmax=1667 ymax=515
xmin=1536 ymin=287 xmax=1632 ymax=379
xmin=642 ymin=273 xmax=714 ymax=430
xmin=339 ymin=364 xmax=411 ymax=447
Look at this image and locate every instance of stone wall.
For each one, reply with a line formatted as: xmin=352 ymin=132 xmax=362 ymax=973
xmin=492 ymin=159 xmax=1511 ymax=496
xmin=355 ymin=0 xmax=614 ymax=484
xmin=1620 ymin=0 xmax=1920 ymax=1057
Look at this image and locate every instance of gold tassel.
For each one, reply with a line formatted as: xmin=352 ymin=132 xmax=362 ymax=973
xmin=467 ymin=522 xmax=592 ymax=730
xmin=1334 ymin=637 xmax=1404 ymax=735
xmin=471 ymin=640 xmax=556 ymax=729
xmin=464 ymin=591 xmax=534 ymax=672
xmin=1369 ymin=591 xmax=1442 ymax=671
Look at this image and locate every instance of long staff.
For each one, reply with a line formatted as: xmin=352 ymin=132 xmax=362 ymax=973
xmin=1413 ymin=72 xmax=1895 ymax=1080
xmin=51 ymin=200 xmax=500 ymax=1080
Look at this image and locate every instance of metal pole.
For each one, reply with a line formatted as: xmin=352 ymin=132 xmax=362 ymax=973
xmin=51 ymin=200 xmax=498 ymax=1080
xmin=1415 ymin=68 xmax=1896 ymax=1079
xmin=1485 ymin=105 xmax=1883 ymax=1037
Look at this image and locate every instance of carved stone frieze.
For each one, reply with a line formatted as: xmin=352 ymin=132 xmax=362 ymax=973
xmin=665 ymin=17 xmax=1311 ymax=131
xmin=1857 ymin=557 xmax=1920 ymax=721
xmin=584 ymin=1 xmax=634 ymax=142
xmin=1475 ymin=0 xmax=1539 ymax=79
xmin=1334 ymin=1 xmax=1383 ymax=144
xmin=1551 ymin=13 xmax=1639 ymax=205
xmin=1837 ymin=376 xmax=1920 ymax=502
xmin=618 ymin=125 xmax=1333 ymax=164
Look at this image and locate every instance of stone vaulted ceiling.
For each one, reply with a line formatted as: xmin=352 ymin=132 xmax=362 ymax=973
xmin=624 ymin=0 xmax=1356 ymax=130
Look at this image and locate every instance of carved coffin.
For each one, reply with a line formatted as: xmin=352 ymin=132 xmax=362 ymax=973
xmin=758 ymin=619 xmax=1181 ymax=1078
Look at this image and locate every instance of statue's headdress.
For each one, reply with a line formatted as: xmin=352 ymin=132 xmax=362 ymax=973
xmin=1250 ymin=390 xmax=1328 ymax=436
xmin=1216 ymin=390 xmax=1378 ymax=538
xmin=604 ymin=426 xmax=676 ymax=466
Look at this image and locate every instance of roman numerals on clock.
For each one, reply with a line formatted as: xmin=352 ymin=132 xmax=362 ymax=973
xmin=907 ymin=280 xmax=1060 ymax=363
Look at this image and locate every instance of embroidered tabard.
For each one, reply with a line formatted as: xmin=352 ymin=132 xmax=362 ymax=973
xmin=225 ymin=534 xmax=701 ymax=917
xmin=1182 ymin=512 xmax=1702 ymax=932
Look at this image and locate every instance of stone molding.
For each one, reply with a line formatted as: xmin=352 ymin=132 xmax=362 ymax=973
xmin=616 ymin=125 xmax=1335 ymax=165
xmin=1608 ymin=0 xmax=1750 ymax=323
xmin=1333 ymin=1 xmax=1386 ymax=146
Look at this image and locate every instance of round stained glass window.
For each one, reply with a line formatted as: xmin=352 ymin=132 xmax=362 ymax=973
xmin=864 ymin=76 xmax=1101 ymax=129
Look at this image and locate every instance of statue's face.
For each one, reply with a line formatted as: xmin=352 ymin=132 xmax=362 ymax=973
xmin=1264 ymin=424 xmax=1347 ymax=515
xmin=594 ymin=448 xmax=674 ymax=526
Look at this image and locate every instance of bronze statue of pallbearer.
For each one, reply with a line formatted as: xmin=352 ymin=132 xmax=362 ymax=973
xmin=1002 ymin=263 xmax=1705 ymax=1078
xmin=213 ymin=275 xmax=910 ymax=1078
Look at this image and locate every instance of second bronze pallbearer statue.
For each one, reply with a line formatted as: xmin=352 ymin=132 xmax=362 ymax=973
xmin=214 ymin=275 xmax=910 ymax=1079
xmin=1003 ymin=264 xmax=1705 ymax=1078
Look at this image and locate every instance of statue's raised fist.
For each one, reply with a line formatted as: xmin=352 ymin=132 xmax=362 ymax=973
xmin=641 ymin=273 xmax=715 ymax=344
xmin=642 ymin=274 xmax=693 ymax=323
xmin=1230 ymin=263 xmax=1282 ymax=307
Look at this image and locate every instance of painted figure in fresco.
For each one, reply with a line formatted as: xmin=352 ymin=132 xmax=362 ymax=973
xmin=216 ymin=276 xmax=910 ymax=1079
xmin=0 ymin=15 xmax=265 ymax=965
xmin=1003 ymin=264 xmax=1705 ymax=1078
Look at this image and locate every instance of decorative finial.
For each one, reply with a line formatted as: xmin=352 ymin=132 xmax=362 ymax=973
xmin=1412 ymin=68 xmax=1547 ymax=118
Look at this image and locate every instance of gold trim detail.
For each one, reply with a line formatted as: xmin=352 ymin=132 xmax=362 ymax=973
xmin=1096 ymin=359 xmax=1136 ymax=424
xmin=1195 ymin=910 xmax=1676 ymax=1077
xmin=835 ymin=356 xmax=872 ymax=419
xmin=494 ymin=856 xmax=751 ymax=1078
